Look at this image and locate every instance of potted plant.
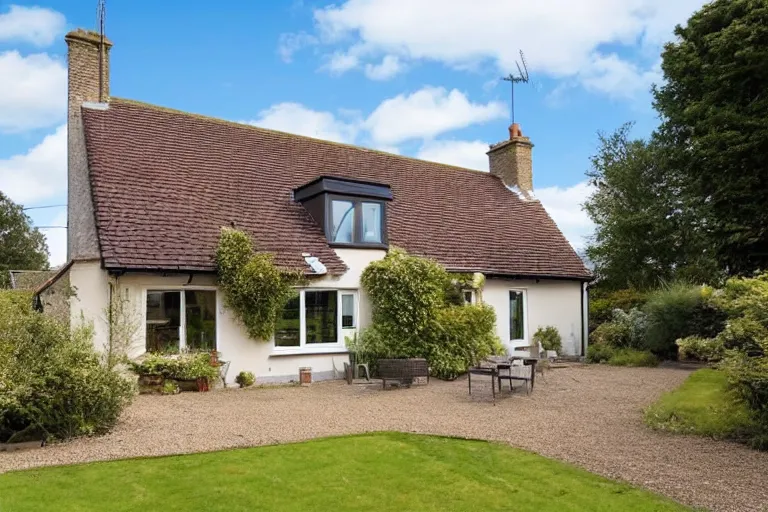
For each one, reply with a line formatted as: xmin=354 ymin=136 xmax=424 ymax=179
xmin=235 ymin=371 xmax=255 ymax=388
xmin=533 ymin=326 xmax=562 ymax=360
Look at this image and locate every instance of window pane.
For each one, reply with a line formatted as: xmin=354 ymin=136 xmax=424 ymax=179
xmin=331 ymin=200 xmax=355 ymax=243
xmin=463 ymin=291 xmax=474 ymax=305
xmin=361 ymin=202 xmax=382 ymax=243
xmin=185 ymin=291 xmax=217 ymax=351
xmin=275 ymin=293 xmax=301 ymax=347
xmin=509 ymin=291 xmax=524 ymax=340
xmin=306 ymin=291 xmax=338 ymax=344
xmin=146 ymin=291 xmax=181 ymax=353
xmin=341 ymin=294 xmax=355 ymax=328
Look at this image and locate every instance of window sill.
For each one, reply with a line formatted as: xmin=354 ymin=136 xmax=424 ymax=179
xmin=270 ymin=347 xmax=349 ymax=357
xmin=329 ymin=242 xmax=389 ymax=250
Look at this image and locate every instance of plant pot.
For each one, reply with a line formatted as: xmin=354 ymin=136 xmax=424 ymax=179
xmin=196 ymin=377 xmax=210 ymax=392
xmin=299 ymin=367 xmax=312 ymax=386
xmin=137 ymin=374 xmax=165 ymax=394
xmin=176 ymin=379 xmax=199 ymax=392
xmin=546 ymin=350 xmax=558 ymax=361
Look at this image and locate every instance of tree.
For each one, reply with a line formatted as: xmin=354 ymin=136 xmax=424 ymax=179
xmin=654 ymin=0 xmax=768 ymax=275
xmin=0 ymin=191 xmax=49 ymax=287
xmin=583 ymin=124 xmax=718 ymax=290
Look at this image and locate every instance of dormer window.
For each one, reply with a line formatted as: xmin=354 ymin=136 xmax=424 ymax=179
xmin=294 ymin=177 xmax=391 ymax=248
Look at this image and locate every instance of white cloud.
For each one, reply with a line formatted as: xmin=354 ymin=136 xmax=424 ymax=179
xmin=325 ymin=50 xmax=360 ymax=74
xmin=39 ymin=210 xmax=67 ymax=267
xmin=364 ymin=87 xmax=505 ymax=145
xmin=416 ymin=140 xmax=489 ymax=171
xmin=0 ymin=124 xmax=67 ymax=205
xmin=579 ymin=53 xmax=661 ymax=99
xmin=0 ymin=5 xmax=65 ymax=46
xmin=0 ymin=51 xmax=66 ymax=132
xmin=244 ymin=102 xmax=359 ymax=143
xmin=277 ymin=31 xmax=318 ymax=62
xmin=536 ymin=181 xmax=596 ymax=250
xmin=303 ymin=0 xmax=706 ymax=96
xmin=364 ymin=54 xmax=402 ymax=80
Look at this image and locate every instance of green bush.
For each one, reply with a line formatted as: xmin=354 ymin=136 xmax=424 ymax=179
xmin=590 ymin=308 xmax=646 ymax=349
xmin=0 ymin=291 xmax=134 ymax=443
xmin=642 ymin=283 xmax=725 ymax=358
xmin=359 ymin=249 xmax=503 ymax=380
xmin=533 ymin=326 xmax=562 ymax=352
xmin=128 ymin=352 xmax=219 ymax=382
xmin=586 ymin=343 xmax=615 ymax=363
xmin=235 ymin=371 xmax=255 ymax=388
xmin=676 ymin=336 xmax=725 ymax=362
xmin=589 ymin=288 xmax=647 ymax=332
xmin=607 ymin=349 xmax=659 ymax=367
xmin=216 ymin=228 xmax=303 ymax=341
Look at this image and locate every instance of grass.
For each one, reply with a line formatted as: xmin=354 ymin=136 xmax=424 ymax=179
xmin=645 ymin=369 xmax=755 ymax=438
xmin=0 ymin=433 xmax=689 ymax=512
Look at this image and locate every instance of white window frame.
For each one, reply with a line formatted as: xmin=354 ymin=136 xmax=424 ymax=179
xmin=341 ymin=291 xmax=357 ymax=329
xmin=143 ymin=286 xmax=219 ymax=353
xmin=508 ymin=288 xmax=529 ymax=344
xmin=462 ymin=289 xmax=476 ymax=305
xmin=272 ymin=289 xmax=357 ymax=355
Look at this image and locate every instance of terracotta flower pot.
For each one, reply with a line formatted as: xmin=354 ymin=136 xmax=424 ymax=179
xmin=196 ymin=377 xmax=210 ymax=392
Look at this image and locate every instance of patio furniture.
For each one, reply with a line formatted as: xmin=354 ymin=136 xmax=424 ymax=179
xmin=496 ymin=356 xmax=539 ymax=394
xmin=468 ymin=366 xmax=499 ymax=403
xmin=218 ymin=360 xmax=231 ymax=388
xmin=378 ymin=358 xmax=429 ymax=389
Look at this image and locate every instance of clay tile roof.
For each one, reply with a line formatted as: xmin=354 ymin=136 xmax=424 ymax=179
xmin=81 ymin=99 xmax=591 ymax=280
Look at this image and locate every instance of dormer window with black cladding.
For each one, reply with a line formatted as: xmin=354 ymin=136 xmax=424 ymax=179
xmin=293 ymin=176 xmax=392 ymax=248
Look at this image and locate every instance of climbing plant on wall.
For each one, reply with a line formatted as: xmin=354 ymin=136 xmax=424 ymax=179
xmin=216 ymin=228 xmax=303 ymax=341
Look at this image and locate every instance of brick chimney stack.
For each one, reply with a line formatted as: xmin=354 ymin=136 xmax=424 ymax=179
xmin=487 ymin=122 xmax=534 ymax=198
xmin=65 ymin=29 xmax=112 ymax=261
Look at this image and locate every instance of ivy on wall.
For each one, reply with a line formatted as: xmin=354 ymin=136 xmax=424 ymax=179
xmin=216 ymin=228 xmax=304 ymax=341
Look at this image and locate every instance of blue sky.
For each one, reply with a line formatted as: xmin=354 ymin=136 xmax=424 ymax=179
xmin=0 ymin=0 xmax=707 ymax=266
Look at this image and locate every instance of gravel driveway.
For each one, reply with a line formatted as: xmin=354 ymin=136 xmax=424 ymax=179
xmin=2 ymin=365 xmax=766 ymax=512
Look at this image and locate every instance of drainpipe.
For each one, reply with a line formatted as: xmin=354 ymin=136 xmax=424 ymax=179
xmin=581 ymin=282 xmax=589 ymax=357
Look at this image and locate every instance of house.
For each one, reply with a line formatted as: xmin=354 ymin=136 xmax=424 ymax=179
xmin=55 ymin=29 xmax=591 ymax=384
xmin=9 ymin=268 xmax=71 ymax=326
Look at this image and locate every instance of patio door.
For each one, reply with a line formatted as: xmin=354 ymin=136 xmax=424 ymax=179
xmin=145 ymin=290 xmax=217 ymax=353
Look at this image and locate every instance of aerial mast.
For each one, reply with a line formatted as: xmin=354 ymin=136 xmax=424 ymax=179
xmin=501 ymin=50 xmax=530 ymax=125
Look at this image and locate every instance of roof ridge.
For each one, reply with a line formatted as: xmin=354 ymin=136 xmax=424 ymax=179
xmin=109 ymin=97 xmax=494 ymax=178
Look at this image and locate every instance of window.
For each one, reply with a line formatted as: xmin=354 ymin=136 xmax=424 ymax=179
xmin=145 ymin=290 xmax=217 ymax=352
xmin=463 ymin=290 xmax=476 ymax=305
xmin=509 ymin=290 xmax=526 ymax=341
xmin=328 ymin=197 xmax=386 ymax=246
xmin=331 ymin=200 xmax=355 ymax=243
xmin=274 ymin=290 xmax=357 ymax=352
xmin=341 ymin=293 xmax=355 ymax=328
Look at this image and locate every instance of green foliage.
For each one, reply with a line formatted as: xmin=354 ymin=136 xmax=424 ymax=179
xmin=0 ymin=192 xmax=49 ymax=287
xmin=590 ymin=308 xmax=647 ymax=349
xmin=359 ymin=249 xmax=502 ymax=380
xmin=235 ymin=371 xmax=255 ymax=388
xmin=533 ymin=326 xmax=562 ymax=352
xmin=645 ymin=369 xmax=757 ymax=439
xmin=583 ymin=125 xmax=716 ymax=290
xmin=589 ymin=287 xmax=647 ymax=332
xmin=642 ymin=283 xmax=725 ymax=358
xmin=128 ymin=352 xmax=219 ymax=382
xmin=606 ymin=349 xmax=659 ymax=368
xmin=654 ymin=0 xmax=768 ymax=276
xmin=676 ymin=336 xmax=725 ymax=362
xmin=586 ymin=343 xmax=615 ymax=364
xmin=161 ymin=381 xmax=180 ymax=395
xmin=0 ymin=290 xmax=134 ymax=443
xmin=361 ymin=248 xmax=449 ymax=338
xmin=216 ymin=228 xmax=303 ymax=341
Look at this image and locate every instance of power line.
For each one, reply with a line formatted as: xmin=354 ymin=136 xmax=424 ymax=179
xmin=22 ymin=204 xmax=67 ymax=211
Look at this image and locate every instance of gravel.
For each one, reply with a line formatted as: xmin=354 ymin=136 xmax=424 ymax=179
xmin=1 ymin=365 xmax=766 ymax=512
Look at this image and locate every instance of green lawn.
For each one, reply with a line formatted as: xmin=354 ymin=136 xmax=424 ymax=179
xmin=645 ymin=368 xmax=755 ymax=438
xmin=0 ymin=433 xmax=687 ymax=512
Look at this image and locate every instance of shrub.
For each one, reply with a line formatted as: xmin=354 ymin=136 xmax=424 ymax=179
xmin=642 ymin=283 xmax=725 ymax=358
xmin=0 ymin=291 xmax=134 ymax=443
xmin=216 ymin=228 xmax=303 ymax=341
xmin=589 ymin=288 xmax=647 ymax=332
xmin=676 ymin=336 xmax=725 ymax=362
xmin=533 ymin=326 xmax=562 ymax=352
xmin=235 ymin=371 xmax=255 ymax=388
xmin=607 ymin=349 xmax=659 ymax=367
xmin=128 ymin=352 xmax=219 ymax=382
xmin=162 ymin=381 xmax=180 ymax=395
xmin=586 ymin=343 xmax=615 ymax=363
xmin=590 ymin=307 xmax=646 ymax=349
xmin=359 ymin=249 xmax=502 ymax=380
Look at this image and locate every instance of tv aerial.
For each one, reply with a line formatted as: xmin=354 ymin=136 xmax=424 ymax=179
xmin=501 ymin=50 xmax=530 ymax=124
